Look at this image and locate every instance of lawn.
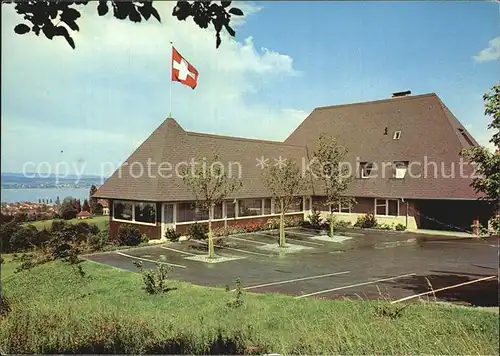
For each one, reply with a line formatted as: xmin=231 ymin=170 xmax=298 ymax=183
xmin=23 ymin=215 xmax=109 ymax=230
xmin=1 ymin=257 xmax=498 ymax=354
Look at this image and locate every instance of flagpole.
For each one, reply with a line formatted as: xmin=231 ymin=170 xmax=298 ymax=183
xmin=169 ymin=41 xmax=173 ymax=118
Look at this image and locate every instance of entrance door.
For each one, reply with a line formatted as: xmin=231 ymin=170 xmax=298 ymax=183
xmin=161 ymin=203 xmax=175 ymax=239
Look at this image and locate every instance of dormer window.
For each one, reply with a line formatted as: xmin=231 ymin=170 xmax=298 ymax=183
xmin=393 ymin=131 xmax=401 ymax=140
xmin=360 ymin=162 xmax=374 ymax=178
xmin=393 ymin=161 xmax=408 ymax=179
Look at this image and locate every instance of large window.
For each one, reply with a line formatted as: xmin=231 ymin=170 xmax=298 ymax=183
xmin=134 ymin=202 xmax=156 ymax=224
xmin=114 ymin=201 xmax=133 ymax=221
xmin=375 ymin=199 xmax=399 ymax=216
xmin=332 ymin=201 xmax=351 ymax=213
xmin=275 ymin=197 xmax=303 ymax=214
xmin=263 ymin=199 xmax=271 ymax=215
xmin=113 ymin=200 xmax=156 ymax=225
xmin=213 ymin=202 xmax=223 ymax=220
xmin=226 ymin=200 xmax=236 ymax=218
xmin=177 ymin=202 xmax=196 ymax=222
xmin=239 ymin=198 xmax=262 ymax=217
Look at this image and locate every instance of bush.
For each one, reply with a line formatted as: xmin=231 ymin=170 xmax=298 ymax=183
xmin=60 ymin=206 xmax=77 ymax=220
xmin=164 ymin=228 xmax=180 ymax=242
xmin=377 ymin=223 xmax=393 ymax=230
xmin=188 ymin=223 xmax=208 ymax=240
xmin=9 ymin=224 xmax=39 ymax=252
xmin=133 ymin=260 xmax=173 ymax=295
xmin=92 ymin=203 xmax=104 ymax=216
xmin=116 ymin=225 xmax=143 ymax=246
xmin=354 ymin=213 xmax=378 ymax=228
xmin=307 ymin=207 xmax=322 ymax=229
xmin=395 ymin=223 xmax=407 ymax=231
xmin=87 ymin=230 xmax=109 ymax=251
xmin=0 ymin=220 xmax=21 ymax=253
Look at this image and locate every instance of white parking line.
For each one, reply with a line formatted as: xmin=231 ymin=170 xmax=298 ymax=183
xmin=234 ymin=271 xmax=351 ymax=291
xmin=296 ymin=273 xmax=416 ymax=299
xmin=115 ymin=251 xmax=188 ymax=269
xmin=190 ymin=239 xmax=271 ymax=257
xmin=227 ymin=236 xmax=268 ymax=245
xmin=255 ymin=232 xmax=324 ymax=246
xmin=291 ymin=227 xmax=364 ymax=236
xmin=159 ymin=246 xmax=197 ymax=256
xmin=391 ymin=275 xmax=498 ymax=304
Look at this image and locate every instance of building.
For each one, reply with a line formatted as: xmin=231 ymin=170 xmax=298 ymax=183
xmin=76 ymin=210 xmax=92 ymax=220
xmin=94 ymin=92 xmax=493 ymax=240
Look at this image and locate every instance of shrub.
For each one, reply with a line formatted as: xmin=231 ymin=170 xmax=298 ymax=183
xmin=188 ymin=223 xmax=208 ymax=240
xmin=60 ymin=205 xmax=77 ymax=220
xmin=395 ymin=223 xmax=407 ymax=231
xmin=9 ymin=224 xmax=39 ymax=252
xmin=377 ymin=223 xmax=393 ymax=230
xmin=133 ymin=260 xmax=173 ymax=295
xmin=93 ymin=203 xmax=104 ymax=215
xmin=116 ymin=225 xmax=143 ymax=246
xmin=354 ymin=213 xmax=378 ymax=228
xmin=0 ymin=220 xmax=21 ymax=253
xmin=87 ymin=230 xmax=109 ymax=251
xmin=332 ymin=219 xmax=352 ymax=229
xmin=307 ymin=207 xmax=322 ymax=229
xmin=164 ymin=228 xmax=180 ymax=242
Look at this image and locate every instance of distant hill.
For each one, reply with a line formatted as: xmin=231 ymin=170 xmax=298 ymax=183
xmin=1 ymin=172 xmax=108 ymax=189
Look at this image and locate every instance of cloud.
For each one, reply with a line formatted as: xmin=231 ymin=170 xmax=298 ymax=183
xmin=1 ymin=2 xmax=307 ymax=174
xmin=473 ymin=36 xmax=500 ymax=62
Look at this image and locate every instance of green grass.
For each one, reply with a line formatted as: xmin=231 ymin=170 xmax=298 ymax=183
xmin=1 ymin=259 xmax=498 ymax=355
xmin=23 ymin=215 xmax=109 ymax=230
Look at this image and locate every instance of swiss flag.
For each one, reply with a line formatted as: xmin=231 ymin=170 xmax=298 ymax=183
xmin=171 ymin=47 xmax=199 ymax=89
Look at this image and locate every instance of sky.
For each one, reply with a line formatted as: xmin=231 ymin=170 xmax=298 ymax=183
xmin=1 ymin=1 xmax=499 ymax=177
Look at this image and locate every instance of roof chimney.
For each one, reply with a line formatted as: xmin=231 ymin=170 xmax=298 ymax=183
xmin=392 ymin=90 xmax=411 ymax=98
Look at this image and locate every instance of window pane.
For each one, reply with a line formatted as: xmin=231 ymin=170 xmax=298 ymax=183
xmin=376 ymin=205 xmax=386 ymax=215
xmin=340 ymin=203 xmax=350 ymax=213
xmin=289 ymin=197 xmax=302 ymax=212
xmin=134 ymin=202 xmax=156 ymax=224
xmin=388 ymin=200 xmax=399 ymax=216
xmin=214 ymin=202 xmax=223 ymax=219
xmin=114 ymin=201 xmax=132 ymax=220
xmin=312 ymin=196 xmax=328 ymax=211
xmin=195 ymin=205 xmax=209 ymax=221
xmin=165 ymin=204 xmax=173 ymax=224
xmin=239 ymin=199 xmax=262 ymax=217
xmin=226 ymin=201 xmax=235 ymax=218
xmin=177 ymin=202 xmax=196 ymax=222
xmin=263 ymin=199 xmax=271 ymax=215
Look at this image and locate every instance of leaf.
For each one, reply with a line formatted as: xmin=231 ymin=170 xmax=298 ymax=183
xmin=151 ymin=6 xmax=161 ymax=22
xmin=221 ymin=1 xmax=231 ymax=8
xmin=113 ymin=3 xmax=129 ymax=20
xmin=14 ymin=23 xmax=30 ymax=34
xmin=63 ymin=19 xmax=79 ymax=31
xmin=137 ymin=3 xmax=151 ymax=20
xmin=128 ymin=6 xmax=141 ymax=23
xmin=216 ymin=33 xmax=221 ymax=48
xmin=97 ymin=2 xmax=108 ymax=16
xmin=224 ymin=23 xmax=235 ymax=37
xmin=54 ymin=25 xmax=75 ymax=49
xmin=228 ymin=7 xmax=243 ymax=16
xmin=42 ymin=24 xmax=56 ymax=39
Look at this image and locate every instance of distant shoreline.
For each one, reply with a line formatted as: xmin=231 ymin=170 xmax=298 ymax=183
xmin=1 ymin=188 xmax=91 ymax=191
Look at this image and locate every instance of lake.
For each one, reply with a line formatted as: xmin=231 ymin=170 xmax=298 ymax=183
xmin=1 ymin=188 xmax=91 ymax=203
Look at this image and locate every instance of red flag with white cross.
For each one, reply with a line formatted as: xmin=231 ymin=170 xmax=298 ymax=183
xmin=171 ymin=47 xmax=198 ymax=89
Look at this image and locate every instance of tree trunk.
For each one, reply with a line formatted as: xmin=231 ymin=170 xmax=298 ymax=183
xmin=330 ymin=213 xmax=334 ymax=238
xmin=280 ymin=199 xmax=285 ymax=247
xmin=208 ymin=204 xmax=215 ymax=258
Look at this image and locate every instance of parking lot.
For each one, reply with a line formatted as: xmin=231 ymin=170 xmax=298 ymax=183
xmin=86 ymin=227 xmax=499 ymax=307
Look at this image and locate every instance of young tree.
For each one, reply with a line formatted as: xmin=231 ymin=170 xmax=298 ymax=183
xmin=5 ymin=1 xmax=244 ymax=50
xmin=55 ymin=196 xmax=61 ymax=206
xmin=309 ymin=133 xmax=354 ymax=237
xmin=89 ymin=185 xmax=98 ymax=212
xmin=462 ymin=83 xmax=500 ymax=233
xmin=262 ymin=159 xmax=310 ymax=247
xmin=82 ymin=199 xmax=91 ymax=213
xmin=181 ymin=154 xmax=242 ymax=258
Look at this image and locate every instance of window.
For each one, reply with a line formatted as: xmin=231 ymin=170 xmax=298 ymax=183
xmin=393 ymin=131 xmax=401 ymax=140
xmin=332 ymin=201 xmax=351 ymax=213
xmin=177 ymin=202 xmax=196 ymax=222
xmin=238 ymin=198 xmax=262 ymax=217
xmin=375 ymin=199 xmax=399 ymax=216
xmin=195 ymin=205 xmax=209 ymax=221
xmin=213 ymin=202 xmax=223 ymax=220
xmin=393 ymin=161 xmax=408 ymax=179
xmin=164 ymin=204 xmax=174 ymax=224
xmin=134 ymin=202 xmax=156 ymax=224
xmin=275 ymin=197 xmax=302 ymax=214
xmin=360 ymin=162 xmax=374 ymax=178
xmin=226 ymin=200 xmax=236 ymax=218
xmin=263 ymin=199 xmax=271 ymax=215
xmin=113 ymin=200 xmax=157 ymax=225
xmin=114 ymin=201 xmax=133 ymax=221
